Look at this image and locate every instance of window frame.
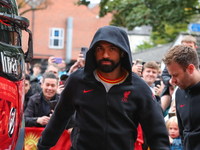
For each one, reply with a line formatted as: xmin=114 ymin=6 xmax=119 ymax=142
xmin=49 ymin=28 xmax=64 ymax=49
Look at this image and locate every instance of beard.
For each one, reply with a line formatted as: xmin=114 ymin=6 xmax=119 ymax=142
xmin=97 ymin=58 xmax=120 ymax=73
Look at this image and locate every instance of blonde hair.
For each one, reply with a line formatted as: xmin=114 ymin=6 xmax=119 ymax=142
xmin=33 ymin=63 xmax=42 ymax=69
xmin=181 ymin=35 xmax=196 ymax=45
xmin=166 ymin=116 xmax=178 ymax=131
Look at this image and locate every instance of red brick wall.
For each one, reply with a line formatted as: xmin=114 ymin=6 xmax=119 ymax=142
xmin=20 ymin=0 xmax=112 ymax=62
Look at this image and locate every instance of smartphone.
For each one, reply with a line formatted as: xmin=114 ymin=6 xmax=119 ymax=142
xmin=49 ymin=100 xmax=58 ymax=110
xmin=81 ymin=47 xmax=88 ymax=60
xmin=136 ymin=59 xmax=143 ymax=65
xmin=54 ymin=57 xmax=62 ymax=64
xmin=168 ymin=112 xmax=176 ymax=118
xmin=59 ymin=80 xmax=66 ymax=85
xmin=154 ymin=80 xmax=161 ymax=87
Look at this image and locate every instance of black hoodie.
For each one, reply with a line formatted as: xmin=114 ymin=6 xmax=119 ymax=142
xmin=37 ymin=26 xmax=170 ymax=150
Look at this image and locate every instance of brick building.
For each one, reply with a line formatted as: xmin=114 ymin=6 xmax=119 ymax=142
xmin=20 ymin=0 xmax=112 ymax=68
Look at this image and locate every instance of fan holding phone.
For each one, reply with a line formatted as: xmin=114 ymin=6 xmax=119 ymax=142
xmin=24 ymin=72 xmax=60 ymax=127
xmin=68 ymin=47 xmax=88 ymax=74
xmin=154 ymin=79 xmax=164 ymax=96
xmin=142 ymin=61 xmax=164 ymax=98
xmin=78 ymin=47 xmax=88 ymax=68
xmin=81 ymin=47 xmax=88 ymax=60
xmin=48 ymin=56 xmax=62 ymax=64
xmin=132 ymin=59 xmax=143 ymax=76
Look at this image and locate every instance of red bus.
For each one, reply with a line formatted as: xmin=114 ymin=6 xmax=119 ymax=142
xmin=0 ymin=0 xmax=33 ymax=149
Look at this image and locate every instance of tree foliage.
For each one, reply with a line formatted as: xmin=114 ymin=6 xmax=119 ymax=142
xmin=17 ymin=0 xmax=52 ymax=15
xmin=136 ymin=41 xmax=155 ymax=51
xmin=151 ymin=23 xmax=188 ymax=44
xmin=136 ymin=23 xmax=188 ymax=51
xmin=77 ymin=0 xmax=200 ymax=35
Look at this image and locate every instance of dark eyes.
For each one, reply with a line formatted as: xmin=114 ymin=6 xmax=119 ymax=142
xmin=96 ymin=47 xmax=117 ymax=51
xmin=96 ymin=47 xmax=103 ymax=51
xmin=110 ymin=47 xmax=116 ymax=51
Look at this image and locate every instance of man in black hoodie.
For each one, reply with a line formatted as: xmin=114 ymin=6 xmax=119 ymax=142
xmin=37 ymin=26 xmax=170 ymax=150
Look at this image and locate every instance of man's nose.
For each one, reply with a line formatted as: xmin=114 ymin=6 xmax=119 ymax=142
xmin=103 ymin=50 xmax=109 ymax=58
xmin=47 ymin=86 xmax=52 ymax=90
xmin=171 ymin=76 xmax=176 ymax=84
xmin=149 ymin=72 xmax=153 ymax=76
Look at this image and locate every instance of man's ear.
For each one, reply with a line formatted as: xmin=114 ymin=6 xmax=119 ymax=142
xmin=187 ymin=64 xmax=195 ymax=74
xmin=195 ymin=45 xmax=197 ymax=50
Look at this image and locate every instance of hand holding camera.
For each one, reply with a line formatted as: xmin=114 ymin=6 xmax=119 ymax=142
xmin=48 ymin=56 xmax=63 ymax=64
xmin=132 ymin=59 xmax=143 ymax=76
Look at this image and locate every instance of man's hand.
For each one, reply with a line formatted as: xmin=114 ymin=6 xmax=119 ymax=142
xmin=169 ymin=136 xmax=173 ymax=144
xmin=57 ymin=84 xmax=65 ymax=94
xmin=49 ymin=110 xmax=54 ymax=118
xmin=154 ymin=81 xmax=164 ymax=96
xmin=68 ymin=53 xmax=86 ymax=74
xmin=132 ymin=61 xmax=143 ymax=76
xmin=48 ymin=56 xmax=55 ymax=64
xmin=67 ymin=128 xmax=73 ymax=134
xmin=77 ymin=53 xmax=85 ymax=68
xmin=37 ymin=116 xmax=50 ymax=126
xmin=68 ymin=62 xmax=79 ymax=74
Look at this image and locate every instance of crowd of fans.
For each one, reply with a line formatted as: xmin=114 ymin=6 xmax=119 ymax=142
xmin=24 ymin=35 xmax=197 ymax=150
xmin=24 ymin=54 xmax=84 ymax=133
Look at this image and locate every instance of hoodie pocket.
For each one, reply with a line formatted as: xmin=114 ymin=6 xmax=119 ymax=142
xmin=71 ymin=127 xmax=80 ymax=150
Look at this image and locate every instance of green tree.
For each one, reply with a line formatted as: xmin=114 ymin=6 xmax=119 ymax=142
xmin=77 ymin=0 xmax=200 ymax=35
xmin=136 ymin=23 xmax=188 ymax=51
xmin=136 ymin=41 xmax=155 ymax=51
xmin=151 ymin=23 xmax=188 ymax=44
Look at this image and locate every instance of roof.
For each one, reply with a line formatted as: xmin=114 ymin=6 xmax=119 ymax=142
xmin=131 ymin=43 xmax=172 ymax=62
xmin=131 ymin=32 xmax=200 ymax=63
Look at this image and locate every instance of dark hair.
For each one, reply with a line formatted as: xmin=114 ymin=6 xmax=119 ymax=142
xmin=42 ymin=72 xmax=58 ymax=83
xmin=143 ymin=61 xmax=159 ymax=71
xmin=25 ymin=74 xmax=30 ymax=83
xmin=33 ymin=63 xmax=42 ymax=69
xmin=162 ymin=45 xmax=199 ymax=71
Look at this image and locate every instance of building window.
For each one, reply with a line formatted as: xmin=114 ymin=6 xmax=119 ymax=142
xmin=49 ymin=28 xmax=64 ymax=49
